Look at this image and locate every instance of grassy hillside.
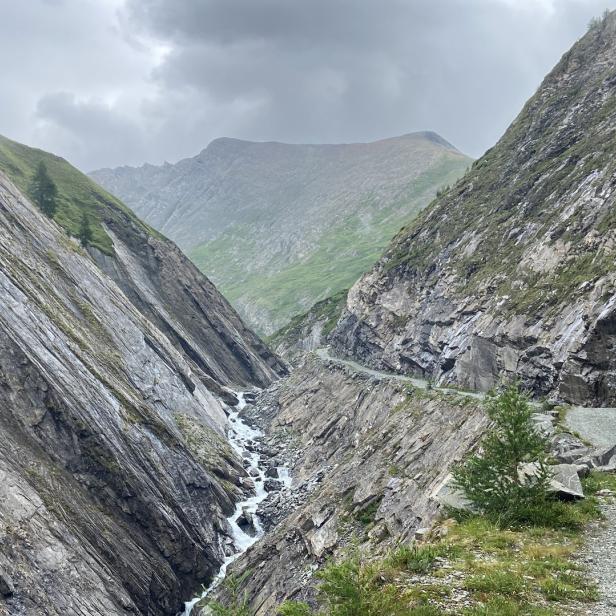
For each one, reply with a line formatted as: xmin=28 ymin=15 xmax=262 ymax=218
xmin=0 ymin=134 xmax=159 ymax=255
xmin=190 ymin=153 xmax=469 ymax=334
xmin=91 ymin=132 xmax=471 ymax=335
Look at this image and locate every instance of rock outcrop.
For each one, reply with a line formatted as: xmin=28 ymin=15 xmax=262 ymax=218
xmin=0 ymin=158 xmax=281 ymax=616
xmin=91 ymin=133 xmax=471 ymax=334
xmin=269 ymin=291 xmax=347 ymax=361
xmin=207 ymin=355 xmax=487 ymax=613
xmin=331 ymin=12 xmax=616 ymax=406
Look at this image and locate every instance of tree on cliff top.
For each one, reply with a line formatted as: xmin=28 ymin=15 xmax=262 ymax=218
xmin=78 ymin=211 xmax=93 ymax=247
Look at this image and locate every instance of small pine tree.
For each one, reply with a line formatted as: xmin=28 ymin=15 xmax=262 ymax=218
xmin=78 ymin=211 xmax=93 ymax=247
xmin=30 ymin=161 xmax=58 ymax=218
xmin=452 ymin=384 xmax=551 ymax=522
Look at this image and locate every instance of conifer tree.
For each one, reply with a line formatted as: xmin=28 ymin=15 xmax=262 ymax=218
xmin=30 ymin=161 xmax=58 ymax=218
xmin=453 ymin=384 xmax=551 ymax=521
xmin=78 ymin=211 xmax=93 ymax=247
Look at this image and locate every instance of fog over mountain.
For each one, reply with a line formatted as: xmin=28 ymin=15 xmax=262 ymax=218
xmin=91 ymin=131 xmax=471 ymax=333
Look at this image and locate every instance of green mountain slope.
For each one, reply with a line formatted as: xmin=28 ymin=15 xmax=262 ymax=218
xmin=0 ymin=134 xmax=161 ymax=255
xmin=0 ymin=133 xmax=285 ymax=390
xmin=91 ymin=132 xmax=471 ymax=334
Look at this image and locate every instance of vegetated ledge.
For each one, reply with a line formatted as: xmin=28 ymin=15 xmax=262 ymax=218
xmin=203 ymin=354 xmax=616 ymax=616
xmin=268 ymin=289 xmax=348 ymax=361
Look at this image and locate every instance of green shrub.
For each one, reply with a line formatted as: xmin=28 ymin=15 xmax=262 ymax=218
xmin=353 ymin=498 xmax=382 ymax=526
xmin=208 ymin=574 xmax=251 ymax=616
xmin=278 ymin=601 xmax=313 ymax=616
xmin=316 ymin=552 xmax=442 ymax=616
xmin=78 ymin=211 xmax=93 ymax=247
xmin=452 ymin=384 xmax=552 ymax=525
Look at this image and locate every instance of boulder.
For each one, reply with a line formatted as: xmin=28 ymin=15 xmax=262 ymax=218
xmin=264 ymin=478 xmax=283 ymax=492
xmin=307 ymin=514 xmax=338 ymax=558
xmin=591 ymin=444 xmax=616 ymax=471
xmin=431 ymin=475 xmax=474 ymax=512
xmin=519 ymin=462 xmax=585 ymax=500
xmin=236 ymin=509 xmax=258 ymax=536
xmin=550 ymin=432 xmax=591 ymax=464
xmin=265 ymin=466 xmax=279 ymax=479
xmin=549 ymin=464 xmax=585 ymax=500
xmin=531 ymin=413 xmax=556 ymax=437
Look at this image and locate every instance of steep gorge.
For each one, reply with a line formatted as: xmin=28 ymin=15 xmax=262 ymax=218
xmin=189 ymin=12 xmax=616 ymax=615
xmin=3 ymin=10 xmax=616 ymax=616
xmin=0 ymin=137 xmax=284 ymax=616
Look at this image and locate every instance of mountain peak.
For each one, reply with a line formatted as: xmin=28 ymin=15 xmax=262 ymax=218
xmin=90 ymin=132 xmax=471 ymax=334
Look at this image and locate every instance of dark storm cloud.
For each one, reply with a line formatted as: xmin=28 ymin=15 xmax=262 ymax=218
xmin=0 ymin=0 xmax=613 ymax=170
xmin=123 ymin=0 xmax=615 ymax=159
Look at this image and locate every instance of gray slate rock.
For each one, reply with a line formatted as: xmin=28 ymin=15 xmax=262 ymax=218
xmin=519 ymin=462 xmax=585 ymax=500
xmin=550 ymin=464 xmax=586 ymax=499
xmin=0 ymin=567 xmax=14 ymax=597
xmin=432 ymin=476 xmax=475 ymax=512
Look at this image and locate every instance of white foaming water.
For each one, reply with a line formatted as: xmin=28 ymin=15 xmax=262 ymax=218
xmin=183 ymin=392 xmax=290 ymax=615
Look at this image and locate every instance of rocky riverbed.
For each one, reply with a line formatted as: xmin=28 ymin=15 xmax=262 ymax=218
xmin=184 ymin=392 xmax=295 ymax=616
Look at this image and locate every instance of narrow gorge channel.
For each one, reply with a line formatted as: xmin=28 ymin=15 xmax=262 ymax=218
xmin=184 ymin=392 xmax=292 ymax=616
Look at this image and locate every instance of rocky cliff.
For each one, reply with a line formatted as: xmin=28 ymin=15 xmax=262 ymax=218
xmin=204 ymin=355 xmax=486 ymax=614
xmin=268 ymin=290 xmax=347 ymax=361
xmin=331 ymin=12 xmax=616 ymax=406
xmin=91 ymin=133 xmax=470 ymax=334
xmin=0 ymin=137 xmax=284 ymax=615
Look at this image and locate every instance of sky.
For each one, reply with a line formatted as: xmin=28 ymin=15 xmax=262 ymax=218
xmin=0 ymin=0 xmax=613 ymax=171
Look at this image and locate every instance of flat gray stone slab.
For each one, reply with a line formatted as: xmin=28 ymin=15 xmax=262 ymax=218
xmin=565 ymin=407 xmax=616 ymax=449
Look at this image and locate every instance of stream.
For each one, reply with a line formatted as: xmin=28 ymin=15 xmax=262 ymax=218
xmin=183 ymin=392 xmax=291 ymax=615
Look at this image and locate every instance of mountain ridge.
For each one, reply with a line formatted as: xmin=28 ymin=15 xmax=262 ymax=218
xmin=330 ymin=10 xmax=616 ymax=406
xmin=90 ymin=131 xmax=471 ymax=333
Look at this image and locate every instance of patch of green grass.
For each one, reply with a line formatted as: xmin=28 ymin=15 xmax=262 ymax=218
xmin=462 ymin=597 xmax=554 ymax=615
xmin=464 ymin=570 xmax=526 ymax=595
xmin=540 ymin=573 xmax=598 ymax=602
xmin=385 ymin=544 xmax=445 ymax=574
xmin=0 ymin=134 xmax=162 ymax=255
xmin=190 ymin=154 xmax=469 ymax=333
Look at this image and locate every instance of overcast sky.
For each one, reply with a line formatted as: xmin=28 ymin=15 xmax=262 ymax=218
xmin=0 ymin=0 xmax=613 ymax=171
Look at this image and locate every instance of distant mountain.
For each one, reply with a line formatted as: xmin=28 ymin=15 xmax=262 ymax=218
xmin=90 ymin=132 xmax=471 ymax=334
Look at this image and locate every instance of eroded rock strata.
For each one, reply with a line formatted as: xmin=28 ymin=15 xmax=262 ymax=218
xmin=0 ymin=170 xmax=281 ymax=616
xmin=206 ymin=355 xmax=487 ymax=614
xmin=331 ymin=14 xmax=616 ymax=406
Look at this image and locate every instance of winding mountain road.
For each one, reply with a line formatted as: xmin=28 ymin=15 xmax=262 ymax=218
xmin=315 ymin=347 xmax=484 ymax=400
xmin=315 ymin=348 xmax=616 ymax=436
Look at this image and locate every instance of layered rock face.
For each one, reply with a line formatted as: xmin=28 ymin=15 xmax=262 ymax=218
xmin=0 ymin=166 xmax=280 ymax=615
xmin=208 ymin=356 xmax=486 ymax=614
xmin=91 ymin=133 xmax=470 ymax=333
xmin=268 ymin=290 xmax=347 ymax=361
xmin=332 ymin=13 xmax=616 ymax=406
